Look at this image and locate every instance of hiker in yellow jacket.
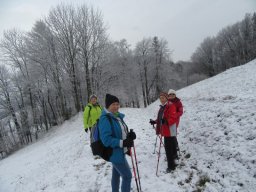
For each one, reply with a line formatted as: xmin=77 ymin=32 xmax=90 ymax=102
xmin=83 ymin=94 xmax=102 ymax=133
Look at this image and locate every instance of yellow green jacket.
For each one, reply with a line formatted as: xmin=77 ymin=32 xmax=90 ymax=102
xmin=83 ymin=103 xmax=102 ymax=130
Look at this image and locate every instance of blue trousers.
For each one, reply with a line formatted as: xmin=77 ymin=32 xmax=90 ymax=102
xmin=111 ymin=158 xmax=132 ymax=192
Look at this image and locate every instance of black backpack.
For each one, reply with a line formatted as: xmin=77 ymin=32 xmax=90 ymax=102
xmin=90 ymin=114 xmax=114 ymax=161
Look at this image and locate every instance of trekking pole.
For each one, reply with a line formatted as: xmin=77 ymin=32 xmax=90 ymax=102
xmin=132 ymin=143 xmax=142 ymax=191
xmin=153 ymin=136 xmax=158 ymax=154
xmin=130 ymin=148 xmax=140 ymax=192
xmin=158 ymin=135 xmax=165 ymax=147
xmin=175 ymin=137 xmax=181 ymax=157
xmin=152 ymin=124 xmax=157 ymax=154
xmin=152 ymin=124 xmax=165 ymax=153
xmin=156 ymin=135 xmax=163 ymax=177
xmin=130 ymin=129 xmax=142 ymax=191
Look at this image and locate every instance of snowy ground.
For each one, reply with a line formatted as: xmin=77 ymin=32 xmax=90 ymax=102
xmin=0 ymin=59 xmax=256 ymax=192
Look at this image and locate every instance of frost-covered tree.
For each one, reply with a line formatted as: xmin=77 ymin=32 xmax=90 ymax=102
xmin=0 ymin=66 xmax=22 ymax=143
xmin=191 ymin=12 xmax=256 ymax=76
xmin=134 ymin=37 xmax=172 ymax=106
xmin=0 ymin=29 xmax=39 ymax=136
xmin=46 ymin=5 xmax=82 ymax=112
xmin=76 ymin=5 xmax=108 ymax=103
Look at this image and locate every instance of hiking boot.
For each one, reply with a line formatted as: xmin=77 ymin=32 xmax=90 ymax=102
xmin=166 ymin=166 xmax=176 ymax=173
xmin=166 ymin=168 xmax=172 ymax=173
xmin=174 ymin=154 xmax=179 ymax=160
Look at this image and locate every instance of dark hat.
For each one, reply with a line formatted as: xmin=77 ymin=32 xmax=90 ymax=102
xmin=105 ymin=94 xmax=119 ymax=108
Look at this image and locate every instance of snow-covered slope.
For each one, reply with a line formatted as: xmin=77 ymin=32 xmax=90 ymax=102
xmin=0 ymin=59 xmax=256 ymax=192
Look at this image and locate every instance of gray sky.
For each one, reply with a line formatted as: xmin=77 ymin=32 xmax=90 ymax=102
xmin=0 ymin=0 xmax=255 ymax=61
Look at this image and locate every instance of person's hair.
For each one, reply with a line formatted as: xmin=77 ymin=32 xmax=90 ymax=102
xmin=159 ymin=92 xmax=168 ymax=99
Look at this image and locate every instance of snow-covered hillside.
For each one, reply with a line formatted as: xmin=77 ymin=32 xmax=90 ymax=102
xmin=0 ymin=59 xmax=256 ymax=192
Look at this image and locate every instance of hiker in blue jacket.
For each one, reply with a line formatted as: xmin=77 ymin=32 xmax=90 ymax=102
xmin=98 ymin=94 xmax=136 ymax=192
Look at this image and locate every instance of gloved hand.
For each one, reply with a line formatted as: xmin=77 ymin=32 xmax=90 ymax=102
xmin=149 ymin=119 xmax=156 ymax=125
xmin=84 ymin=129 xmax=88 ymax=133
xmin=126 ymin=148 xmax=131 ymax=156
xmin=127 ymin=131 xmax=136 ymax=140
xmin=123 ymin=138 xmax=134 ymax=148
xmin=161 ymin=118 xmax=167 ymax=125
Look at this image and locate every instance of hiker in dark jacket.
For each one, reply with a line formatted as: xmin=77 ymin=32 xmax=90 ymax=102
xmin=99 ymin=94 xmax=136 ymax=192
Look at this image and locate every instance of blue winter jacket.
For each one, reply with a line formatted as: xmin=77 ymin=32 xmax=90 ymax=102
xmin=98 ymin=109 xmax=126 ymax=164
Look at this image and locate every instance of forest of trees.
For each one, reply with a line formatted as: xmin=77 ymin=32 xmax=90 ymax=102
xmin=0 ymin=4 xmax=255 ymax=157
xmin=191 ymin=13 xmax=256 ymax=76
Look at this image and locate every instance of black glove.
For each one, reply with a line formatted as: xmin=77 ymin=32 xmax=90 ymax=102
xmin=161 ymin=118 xmax=167 ymax=125
xmin=123 ymin=138 xmax=134 ymax=148
xmin=84 ymin=129 xmax=88 ymax=133
xmin=127 ymin=131 xmax=136 ymax=140
xmin=149 ymin=119 xmax=156 ymax=125
xmin=126 ymin=148 xmax=131 ymax=156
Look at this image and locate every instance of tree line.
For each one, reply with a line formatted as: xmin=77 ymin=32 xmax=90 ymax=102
xmin=191 ymin=13 xmax=256 ymax=76
xmin=0 ymin=4 xmax=255 ymax=156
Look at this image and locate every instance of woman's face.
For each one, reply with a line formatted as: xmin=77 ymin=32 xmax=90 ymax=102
xmin=108 ymin=102 xmax=120 ymax=113
xmin=168 ymin=93 xmax=176 ymax=100
xmin=159 ymin=96 xmax=167 ymax=105
xmin=90 ymin=97 xmax=97 ymax=105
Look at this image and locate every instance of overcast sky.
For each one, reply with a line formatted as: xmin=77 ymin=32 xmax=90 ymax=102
xmin=0 ymin=0 xmax=255 ymax=61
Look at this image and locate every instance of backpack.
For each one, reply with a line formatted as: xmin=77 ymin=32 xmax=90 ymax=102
xmin=87 ymin=105 xmax=92 ymax=125
xmin=86 ymin=103 xmax=102 ymax=125
xmin=90 ymin=114 xmax=114 ymax=161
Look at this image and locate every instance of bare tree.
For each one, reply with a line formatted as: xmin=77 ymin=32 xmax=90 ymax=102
xmin=134 ymin=37 xmax=172 ymax=106
xmin=191 ymin=13 xmax=256 ymax=76
xmin=134 ymin=38 xmax=153 ymax=107
xmin=0 ymin=29 xmax=38 ymax=134
xmin=152 ymin=36 xmax=171 ymax=98
xmin=0 ymin=66 xmax=22 ymax=144
xmin=76 ymin=5 xmax=108 ymax=102
xmin=46 ymin=4 xmax=81 ymax=112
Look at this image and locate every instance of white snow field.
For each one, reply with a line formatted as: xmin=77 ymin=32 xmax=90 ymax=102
xmin=0 ymin=59 xmax=256 ymax=192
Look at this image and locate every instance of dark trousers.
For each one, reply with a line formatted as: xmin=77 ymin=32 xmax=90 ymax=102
xmin=173 ymin=136 xmax=178 ymax=158
xmin=164 ymin=136 xmax=177 ymax=169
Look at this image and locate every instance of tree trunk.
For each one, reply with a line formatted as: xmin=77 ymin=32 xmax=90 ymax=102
xmin=85 ymin=55 xmax=92 ymax=101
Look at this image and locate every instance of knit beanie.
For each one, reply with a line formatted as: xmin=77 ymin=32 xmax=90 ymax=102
xmin=105 ymin=94 xmax=119 ymax=109
xmin=89 ymin=94 xmax=97 ymax=101
xmin=168 ymin=89 xmax=176 ymax=95
xmin=159 ymin=92 xmax=168 ymax=99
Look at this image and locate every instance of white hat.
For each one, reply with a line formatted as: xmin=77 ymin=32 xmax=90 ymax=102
xmin=89 ymin=94 xmax=97 ymax=100
xmin=168 ymin=89 xmax=176 ymax=95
